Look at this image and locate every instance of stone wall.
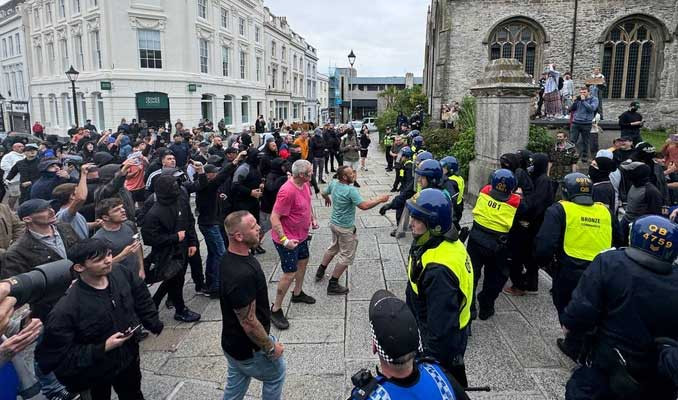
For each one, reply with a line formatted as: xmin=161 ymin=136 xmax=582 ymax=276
xmin=427 ymin=0 xmax=678 ymax=128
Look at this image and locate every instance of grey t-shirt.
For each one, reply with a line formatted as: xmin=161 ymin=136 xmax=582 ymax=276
xmin=92 ymin=221 xmax=139 ymax=273
xmin=55 ymin=207 xmax=89 ymax=240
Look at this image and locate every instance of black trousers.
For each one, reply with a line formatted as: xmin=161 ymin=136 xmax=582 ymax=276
xmin=508 ymin=224 xmax=540 ymax=291
xmin=467 ymin=237 xmax=510 ymax=315
xmin=566 ymin=364 xmax=677 ymax=400
xmin=88 ymin=355 xmax=143 ymax=400
xmin=392 ymin=168 xmax=402 ymax=191
xmin=552 ymin=265 xmax=585 ymax=317
xmin=324 ymin=152 xmax=336 ymax=172
xmin=188 ymin=248 xmax=204 ymax=290
xmin=153 ymin=264 xmax=187 ymax=312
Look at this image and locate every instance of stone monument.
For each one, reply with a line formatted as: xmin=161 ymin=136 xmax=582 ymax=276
xmin=467 ymin=58 xmax=540 ymax=202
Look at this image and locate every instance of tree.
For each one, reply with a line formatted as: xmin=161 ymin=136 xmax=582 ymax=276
xmin=378 ymin=86 xmax=399 ymax=109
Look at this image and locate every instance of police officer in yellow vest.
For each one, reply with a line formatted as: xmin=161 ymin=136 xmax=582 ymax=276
xmin=468 ymin=169 xmax=527 ymax=321
xmin=535 ymin=172 xmax=621 ymax=361
xmin=405 ymin=188 xmax=474 ymax=388
xmin=441 ymin=156 xmax=466 ymax=236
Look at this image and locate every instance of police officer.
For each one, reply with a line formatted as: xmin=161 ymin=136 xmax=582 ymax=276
xmin=405 ymin=189 xmax=474 ymax=387
xmin=441 ymin=156 xmax=465 ymax=234
xmin=535 ymin=172 xmax=620 ymax=360
xmin=348 ymin=289 xmax=469 ymax=400
xmin=468 ymin=169 xmax=526 ymax=321
xmin=411 ymin=135 xmax=425 ymax=154
xmin=392 ymin=145 xmax=413 ymax=193
xmin=380 ymin=152 xmax=434 ymax=238
xmin=562 ymin=215 xmax=678 ymax=400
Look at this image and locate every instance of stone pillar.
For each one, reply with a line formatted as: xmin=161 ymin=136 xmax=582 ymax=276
xmin=467 ymin=59 xmax=539 ymax=203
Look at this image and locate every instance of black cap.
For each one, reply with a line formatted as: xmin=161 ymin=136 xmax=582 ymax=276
xmin=18 ymin=198 xmax=52 ymax=219
xmin=225 ymin=147 xmax=238 ymax=154
xmin=204 ymin=164 xmax=220 ymax=173
xmin=369 ymin=290 xmax=421 ymax=363
xmin=38 ymin=158 xmax=61 ymax=172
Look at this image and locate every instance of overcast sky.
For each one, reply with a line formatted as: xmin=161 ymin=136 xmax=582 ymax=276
xmin=264 ymin=0 xmax=427 ymax=77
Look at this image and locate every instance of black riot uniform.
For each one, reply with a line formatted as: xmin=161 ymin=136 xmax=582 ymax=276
xmin=562 ymin=215 xmax=678 ymax=400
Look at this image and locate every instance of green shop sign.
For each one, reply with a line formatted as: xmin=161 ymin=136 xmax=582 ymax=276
xmin=136 ymin=92 xmax=169 ymax=109
xmin=100 ymin=81 xmax=112 ymax=90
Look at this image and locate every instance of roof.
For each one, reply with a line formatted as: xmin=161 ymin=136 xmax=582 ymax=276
xmin=0 ymin=0 xmax=24 ymax=23
xmin=352 ymin=76 xmax=423 ymax=85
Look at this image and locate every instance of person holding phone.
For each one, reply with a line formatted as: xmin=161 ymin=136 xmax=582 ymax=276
xmin=36 ymin=238 xmax=163 ymax=399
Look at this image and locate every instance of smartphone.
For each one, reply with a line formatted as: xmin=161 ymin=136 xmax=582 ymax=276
xmin=122 ymin=324 xmax=142 ymax=337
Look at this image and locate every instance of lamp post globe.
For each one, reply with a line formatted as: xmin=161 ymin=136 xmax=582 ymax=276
xmin=65 ymin=66 xmax=80 ymax=127
xmin=347 ymin=50 xmax=356 ymax=122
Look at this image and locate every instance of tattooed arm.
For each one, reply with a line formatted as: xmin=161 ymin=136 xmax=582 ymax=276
xmin=234 ymin=299 xmax=274 ymax=353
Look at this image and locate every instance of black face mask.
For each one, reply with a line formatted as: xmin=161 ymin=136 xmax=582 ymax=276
xmin=631 ymin=107 xmax=638 ymax=113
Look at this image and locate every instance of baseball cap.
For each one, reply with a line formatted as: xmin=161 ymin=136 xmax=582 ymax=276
xmin=18 ymin=198 xmax=52 ymax=219
xmin=630 ymin=101 xmax=640 ymax=109
xmin=38 ymin=158 xmax=62 ymax=172
xmin=204 ymin=164 xmax=220 ymax=174
xmin=25 ymin=143 xmax=39 ymax=150
xmin=369 ymin=289 xmax=422 ymax=364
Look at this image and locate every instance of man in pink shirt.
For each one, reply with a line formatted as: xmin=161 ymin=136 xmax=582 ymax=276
xmin=270 ymin=159 xmax=318 ymax=329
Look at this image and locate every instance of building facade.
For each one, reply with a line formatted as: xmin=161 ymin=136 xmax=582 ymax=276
xmin=317 ymin=72 xmax=328 ymax=124
xmin=424 ymin=0 xmax=678 ymax=128
xmin=0 ymin=0 xmax=30 ymax=133
xmin=349 ymin=73 xmax=421 ymax=120
xmin=23 ymin=0 xmax=268 ymax=134
xmin=263 ymin=7 xmax=317 ymax=127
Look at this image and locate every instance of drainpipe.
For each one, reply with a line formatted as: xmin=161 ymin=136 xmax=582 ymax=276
xmin=570 ymin=0 xmax=578 ymax=74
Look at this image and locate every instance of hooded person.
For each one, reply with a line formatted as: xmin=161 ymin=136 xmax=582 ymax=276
xmin=93 ymin=163 xmax=136 ymax=223
xmin=589 ymin=156 xmax=617 ymax=212
xmin=231 ymin=148 xmax=264 ymax=229
xmin=93 ymin=151 xmax=115 ymax=167
xmin=140 ymin=174 xmax=201 ymax=322
xmin=515 ymin=149 xmax=535 ymax=196
xmin=79 ymin=141 xmax=96 ymax=163
xmin=506 ymin=153 xmax=554 ymax=296
xmin=618 ymin=161 xmax=663 ymax=244
xmin=30 ymin=159 xmax=77 ymax=200
xmin=261 ymin=158 xmax=289 ymax=235
xmin=309 ymin=128 xmax=327 ymax=183
xmin=632 ymin=142 xmax=669 ymax=203
xmin=258 ymin=135 xmax=278 ymax=177
xmin=118 ymin=135 xmax=132 ymax=159
xmin=499 ymin=152 xmax=533 ymax=194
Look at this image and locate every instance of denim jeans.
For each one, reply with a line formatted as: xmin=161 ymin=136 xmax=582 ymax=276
xmin=34 ymin=333 xmax=66 ymax=398
xmin=223 ymin=351 xmax=286 ymax=400
xmin=199 ymin=224 xmax=226 ymax=292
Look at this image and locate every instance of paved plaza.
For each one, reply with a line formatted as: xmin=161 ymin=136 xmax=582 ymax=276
xmin=139 ymin=139 xmax=574 ymax=399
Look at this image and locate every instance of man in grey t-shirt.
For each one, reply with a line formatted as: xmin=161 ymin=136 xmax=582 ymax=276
xmin=52 ymin=163 xmax=98 ymax=240
xmin=93 ymin=197 xmax=143 ymax=277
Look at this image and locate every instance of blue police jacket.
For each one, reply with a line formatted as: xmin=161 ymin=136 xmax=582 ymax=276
xmin=353 ymin=362 xmax=460 ymax=400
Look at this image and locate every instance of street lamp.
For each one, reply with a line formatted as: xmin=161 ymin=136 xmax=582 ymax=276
xmin=347 ymin=50 xmax=356 ymax=122
xmin=65 ymin=66 xmax=80 ymax=127
xmin=0 ymin=94 xmax=5 ymax=132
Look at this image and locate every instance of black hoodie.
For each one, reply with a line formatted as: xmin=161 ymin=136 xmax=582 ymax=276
xmin=590 ymin=157 xmax=617 ymax=212
xmin=523 ymin=153 xmax=553 ymax=224
xmin=262 ymin=158 xmax=288 ymax=214
xmin=231 ymin=148 xmax=263 ymax=215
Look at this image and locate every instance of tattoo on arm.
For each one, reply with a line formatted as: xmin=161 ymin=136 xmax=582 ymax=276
xmin=234 ymin=300 xmax=273 ymax=352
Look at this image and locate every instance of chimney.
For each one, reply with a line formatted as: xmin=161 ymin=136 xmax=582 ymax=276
xmin=405 ymin=72 xmax=414 ymax=89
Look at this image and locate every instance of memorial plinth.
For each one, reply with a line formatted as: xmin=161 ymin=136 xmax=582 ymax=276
xmin=467 ymin=58 xmax=540 ymax=203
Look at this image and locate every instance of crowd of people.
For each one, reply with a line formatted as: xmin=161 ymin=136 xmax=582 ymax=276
xmin=0 ymin=106 xmax=677 ymax=400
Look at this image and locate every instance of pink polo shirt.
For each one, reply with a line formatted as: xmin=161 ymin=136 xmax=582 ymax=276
xmin=271 ymin=180 xmax=312 ymax=244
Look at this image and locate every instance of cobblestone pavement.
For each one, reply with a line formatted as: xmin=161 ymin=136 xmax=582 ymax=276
xmin=139 ymin=138 xmax=574 ymax=399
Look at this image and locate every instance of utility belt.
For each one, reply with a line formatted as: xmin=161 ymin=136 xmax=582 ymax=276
xmin=585 ymin=335 xmax=660 ymax=399
xmin=471 ymin=222 xmax=510 ymax=246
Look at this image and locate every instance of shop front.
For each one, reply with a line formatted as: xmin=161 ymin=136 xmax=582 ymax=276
xmin=136 ymin=92 xmax=170 ymax=129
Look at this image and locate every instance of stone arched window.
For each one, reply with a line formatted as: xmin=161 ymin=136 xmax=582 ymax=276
xmin=487 ymin=18 xmax=544 ymax=78
xmin=601 ymin=16 xmax=664 ymax=99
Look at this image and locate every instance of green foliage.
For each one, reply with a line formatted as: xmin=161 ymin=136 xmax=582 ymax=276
xmin=641 ymin=127 xmax=670 ymax=150
xmin=457 ymin=96 xmax=476 ymax=132
xmin=422 ymin=128 xmax=459 ymax=158
xmin=527 ymin=125 xmax=555 ymax=154
xmin=419 ymin=96 xmax=478 ymax=180
xmin=452 ymin=128 xmax=476 ymax=180
xmin=375 ymin=109 xmax=398 ymax=140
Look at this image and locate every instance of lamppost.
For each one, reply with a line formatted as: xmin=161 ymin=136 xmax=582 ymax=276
xmin=0 ymin=94 xmax=5 ymax=132
xmin=347 ymin=50 xmax=356 ymax=122
xmin=65 ymin=66 xmax=80 ymax=127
